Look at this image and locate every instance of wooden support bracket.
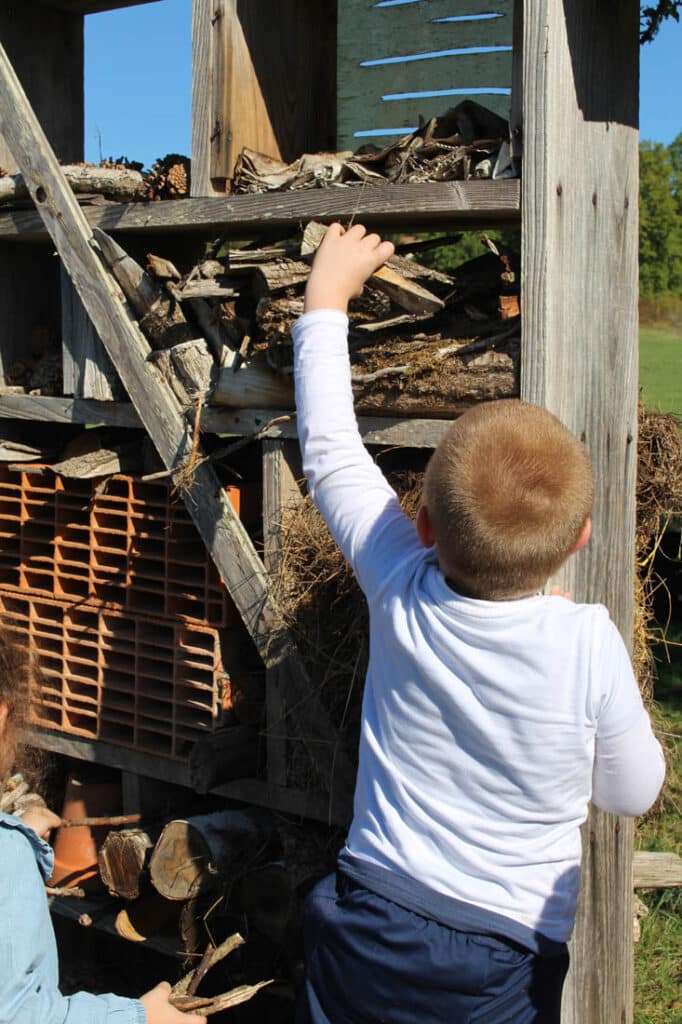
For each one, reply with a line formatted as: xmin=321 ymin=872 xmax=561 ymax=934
xmin=0 ymin=40 xmax=354 ymax=808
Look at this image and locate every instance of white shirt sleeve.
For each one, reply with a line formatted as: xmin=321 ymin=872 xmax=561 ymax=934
xmin=292 ymin=309 xmax=424 ymax=601
xmin=591 ymin=618 xmax=665 ymax=815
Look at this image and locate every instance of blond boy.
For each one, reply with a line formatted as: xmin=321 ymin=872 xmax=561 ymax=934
xmin=293 ymin=224 xmax=664 ymax=1024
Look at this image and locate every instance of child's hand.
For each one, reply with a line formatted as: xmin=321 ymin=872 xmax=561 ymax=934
xmin=549 ymin=586 xmax=573 ymax=601
xmin=304 ymin=223 xmax=395 ymax=313
xmin=141 ymin=982 xmax=206 ymax=1024
xmin=20 ymin=805 xmax=61 ymax=840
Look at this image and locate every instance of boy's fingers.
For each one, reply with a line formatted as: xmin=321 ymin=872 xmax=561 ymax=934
xmin=377 ymin=240 xmax=395 ymax=262
xmin=347 ymin=223 xmax=367 ymax=238
xmin=324 ymin=222 xmax=344 ymax=240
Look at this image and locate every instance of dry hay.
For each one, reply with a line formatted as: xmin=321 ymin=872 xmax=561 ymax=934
xmin=273 ymin=472 xmax=421 ymax=787
xmin=635 ymin=407 xmax=682 ymax=699
xmin=274 ymin=410 xmax=682 ymax=795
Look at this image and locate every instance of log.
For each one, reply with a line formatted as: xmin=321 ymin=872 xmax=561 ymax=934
xmin=189 ymin=724 xmax=260 ymax=794
xmin=149 ymin=808 xmax=275 ymax=901
xmin=169 ymin=338 xmax=216 ymax=398
xmin=212 ymin=357 xmax=295 ymax=410
xmin=301 ymin=220 xmax=445 ymax=315
xmin=0 ymin=163 xmax=145 ymax=204
xmin=98 ymin=828 xmax=154 ymax=900
xmin=93 ymin=228 xmax=195 ymax=349
xmin=253 ymin=259 xmax=311 ymax=297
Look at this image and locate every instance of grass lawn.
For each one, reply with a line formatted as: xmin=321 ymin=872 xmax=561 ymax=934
xmin=634 ymin=628 xmax=682 ymax=1023
xmin=639 ymin=327 xmax=682 ymax=417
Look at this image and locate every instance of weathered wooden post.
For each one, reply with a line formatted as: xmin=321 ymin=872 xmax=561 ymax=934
xmin=521 ymin=2 xmax=640 ymax=1020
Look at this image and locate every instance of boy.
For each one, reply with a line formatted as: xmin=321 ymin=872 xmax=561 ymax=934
xmin=292 ymin=224 xmax=665 ymax=1024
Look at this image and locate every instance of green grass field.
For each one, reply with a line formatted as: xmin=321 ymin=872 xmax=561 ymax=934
xmin=635 ymin=325 xmax=682 ymax=1022
xmin=639 ymin=327 xmax=682 ymax=417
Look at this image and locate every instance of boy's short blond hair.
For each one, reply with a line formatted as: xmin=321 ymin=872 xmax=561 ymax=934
xmin=423 ymin=399 xmax=594 ymax=599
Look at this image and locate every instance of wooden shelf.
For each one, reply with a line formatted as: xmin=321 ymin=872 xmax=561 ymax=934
xmin=49 ymin=892 xmax=183 ymax=961
xmin=0 ymin=395 xmax=453 ymax=447
xmin=27 ymin=726 xmax=350 ymax=824
xmin=0 ymin=180 xmax=520 ymax=241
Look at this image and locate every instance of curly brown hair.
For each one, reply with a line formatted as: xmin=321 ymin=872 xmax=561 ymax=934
xmin=0 ymin=631 xmax=41 ymax=784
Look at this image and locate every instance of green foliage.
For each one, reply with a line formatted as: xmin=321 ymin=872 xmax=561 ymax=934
xmin=411 ymin=228 xmax=520 ymax=276
xmin=640 ymin=2 xmax=681 ymax=44
xmin=640 ymin=137 xmax=682 ymax=299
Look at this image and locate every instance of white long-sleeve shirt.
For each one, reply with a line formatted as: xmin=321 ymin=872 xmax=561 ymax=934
xmin=292 ymin=309 xmax=665 ymax=947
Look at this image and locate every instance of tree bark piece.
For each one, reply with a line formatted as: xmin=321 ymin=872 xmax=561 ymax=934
xmin=93 ymin=228 xmax=195 ymax=349
xmin=0 ymin=163 xmax=145 ymax=204
xmin=149 ymin=809 xmax=274 ymax=901
xmin=98 ymin=828 xmax=154 ymax=900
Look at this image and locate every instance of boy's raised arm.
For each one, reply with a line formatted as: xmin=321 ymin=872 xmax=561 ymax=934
xmin=292 ymin=225 xmax=423 ymax=598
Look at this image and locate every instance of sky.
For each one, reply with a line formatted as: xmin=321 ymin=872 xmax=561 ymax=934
xmin=84 ymin=0 xmax=681 ymax=171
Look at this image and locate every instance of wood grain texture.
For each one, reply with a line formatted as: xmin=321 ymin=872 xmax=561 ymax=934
xmin=0 ymin=41 xmax=354 ymax=803
xmin=26 ymin=726 xmax=350 ymax=824
xmin=61 ymin=267 xmax=120 ymax=400
xmin=0 ymin=395 xmax=455 ymax=448
xmin=192 ymin=0 xmax=336 ymax=194
xmin=0 ymin=180 xmax=521 ymax=240
xmin=632 ymin=851 xmax=682 ymax=889
xmin=0 ymin=5 xmax=83 ymax=172
xmin=262 ymin=439 xmax=303 ymax=788
xmin=520 ymin=2 xmax=639 ymax=1021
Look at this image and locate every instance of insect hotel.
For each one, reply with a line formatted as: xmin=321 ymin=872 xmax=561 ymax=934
xmin=0 ymin=1 xmax=642 ymax=1021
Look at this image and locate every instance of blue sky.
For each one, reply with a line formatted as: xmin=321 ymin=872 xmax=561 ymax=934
xmin=84 ymin=0 xmax=680 ymax=171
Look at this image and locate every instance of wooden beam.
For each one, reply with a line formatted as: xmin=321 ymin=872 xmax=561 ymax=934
xmin=520 ymin=2 xmax=639 ymax=1021
xmin=633 ymin=851 xmax=682 ymax=890
xmin=0 ymin=395 xmax=455 ymax=448
xmin=0 ymin=40 xmax=354 ymax=804
xmin=26 ymin=727 xmax=349 ymax=824
xmin=0 ymin=180 xmax=521 ymax=240
xmin=191 ymin=0 xmax=336 ymax=196
xmin=262 ymin=439 xmax=303 ymax=788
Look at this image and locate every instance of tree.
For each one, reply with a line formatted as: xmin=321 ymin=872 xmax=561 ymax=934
xmin=639 ymin=141 xmax=682 ymax=296
xmin=640 ymin=2 xmax=681 ymax=43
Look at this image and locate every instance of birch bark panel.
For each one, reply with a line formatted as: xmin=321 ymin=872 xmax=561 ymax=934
xmin=520 ymin=2 xmax=639 ymax=1021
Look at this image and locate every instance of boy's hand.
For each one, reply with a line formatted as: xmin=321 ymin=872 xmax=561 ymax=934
xmin=20 ymin=805 xmax=61 ymax=841
xmin=304 ymin=223 xmax=395 ymax=313
xmin=141 ymin=982 xmax=206 ymax=1024
xmin=549 ymin=586 xmax=573 ymax=601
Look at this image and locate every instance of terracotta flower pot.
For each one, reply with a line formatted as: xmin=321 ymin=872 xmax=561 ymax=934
xmin=48 ymin=772 xmax=122 ymax=891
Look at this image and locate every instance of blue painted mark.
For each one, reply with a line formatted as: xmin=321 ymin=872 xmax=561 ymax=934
xmin=361 ymin=46 xmax=512 ymax=66
xmin=383 ymin=87 xmax=511 ymax=100
xmin=354 ymin=127 xmax=418 ymax=137
xmin=433 ymin=14 xmax=503 ymax=21
xmin=374 ymin=0 xmax=422 ymax=7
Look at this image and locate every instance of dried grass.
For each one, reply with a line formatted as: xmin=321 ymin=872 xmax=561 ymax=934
xmin=275 ymin=413 xmax=682 ymax=791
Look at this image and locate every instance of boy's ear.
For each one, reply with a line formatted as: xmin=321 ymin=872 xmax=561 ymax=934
xmin=571 ymin=517 xmax=592 ymax=554
xmin=416 ymin=505 xmax=436 ymax=548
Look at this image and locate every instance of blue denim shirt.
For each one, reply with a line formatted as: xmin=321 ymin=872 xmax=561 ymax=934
xmin=0 ymin=811 xmax=145 ymax=1024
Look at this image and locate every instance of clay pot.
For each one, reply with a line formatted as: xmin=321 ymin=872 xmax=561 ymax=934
xmin=49 ymin=772 xmax=122 ymax=891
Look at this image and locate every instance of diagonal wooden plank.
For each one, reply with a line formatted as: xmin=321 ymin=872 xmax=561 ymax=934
xmin=0 ymin=40 xmax=354 ymax=804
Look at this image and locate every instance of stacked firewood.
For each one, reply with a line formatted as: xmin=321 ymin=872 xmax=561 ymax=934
xmin=90 ymin=222 xmax=520 ymax=420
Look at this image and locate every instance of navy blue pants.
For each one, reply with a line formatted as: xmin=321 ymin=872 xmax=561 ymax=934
xmin=297 ymin=874 xmax=569 ymax=1024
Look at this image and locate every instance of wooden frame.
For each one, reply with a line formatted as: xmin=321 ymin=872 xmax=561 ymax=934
xmin=0 ymin=4 xmax=645 ymax=1017
xmin=520 ymin=2 xmax=639 ymax=1020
